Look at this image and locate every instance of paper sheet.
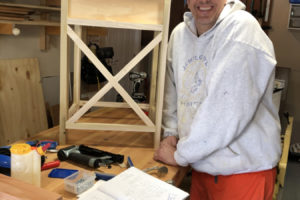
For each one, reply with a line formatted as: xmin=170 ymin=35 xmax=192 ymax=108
xmin=97 ymin=167 xmax=189 ymax=200
xmin=78 ymin=180 xmax=114 ymax=200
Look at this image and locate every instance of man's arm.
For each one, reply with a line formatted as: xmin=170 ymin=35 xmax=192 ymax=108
xmin=154 ymin=35 xmax=180 ymax=165
xmin=161 ymin=36 xmax=178 ymax=138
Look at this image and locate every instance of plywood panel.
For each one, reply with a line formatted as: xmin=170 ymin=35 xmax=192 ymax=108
xmin=68 ymin=0 xmax=164 ymax=25
xmin=0 ymin=58 xmax=48 ymax=146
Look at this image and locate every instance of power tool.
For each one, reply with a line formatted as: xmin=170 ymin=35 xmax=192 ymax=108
xmin=57 ymin=145 xmax=124 ymax=168
xmin=129 ymin=71 xmax=147 ymax=102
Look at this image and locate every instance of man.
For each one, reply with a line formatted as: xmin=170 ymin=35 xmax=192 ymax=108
xmin=154 ymin=0 xmax=281 ymax=199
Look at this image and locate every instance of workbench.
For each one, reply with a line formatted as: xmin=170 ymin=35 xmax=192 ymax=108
xmin=26 ymin=107 xmax=189 ymax=199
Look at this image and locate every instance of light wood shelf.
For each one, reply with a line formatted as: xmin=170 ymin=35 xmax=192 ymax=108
xmin=0 ymin=2 xmax=60 ymax=12
xmin=67 ymin=18 xmax=163 ymax=31
xmin=0 ymin=2 xmax=60 ymax=26
xmin=0 ymin=19 xmax=59 ymax=26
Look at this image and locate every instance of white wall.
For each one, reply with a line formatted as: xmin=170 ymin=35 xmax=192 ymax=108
xmin=0 ymin=26 xmax=60 ymax=76
xmin=0 ymin=25 xmax=61 ymax=106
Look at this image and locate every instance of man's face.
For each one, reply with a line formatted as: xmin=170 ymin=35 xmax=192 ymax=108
xmin=187 ymin=0 xmax=227 ymax=34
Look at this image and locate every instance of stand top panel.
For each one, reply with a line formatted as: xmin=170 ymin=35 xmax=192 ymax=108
xmin=68 ymin=0 xmax=164 ymax=26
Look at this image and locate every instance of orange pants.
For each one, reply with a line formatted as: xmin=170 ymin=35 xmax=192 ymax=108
xmin=190 ymin=168 xmax=277 ymax=200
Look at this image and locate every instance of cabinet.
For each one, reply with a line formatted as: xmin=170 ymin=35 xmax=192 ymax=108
xmin=288 ymin=4 xmax=300 ymax=30
xmin=59 ymin=0 xmax=171 ymax=148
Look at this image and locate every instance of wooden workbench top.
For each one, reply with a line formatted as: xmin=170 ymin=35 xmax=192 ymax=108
xmin=22 ymin=107 xmax=189 ymax=199
xmin=42 ymin=145 xmax=187 ymax=199
xmin=30 ymin=107 xmax=153 ymax=148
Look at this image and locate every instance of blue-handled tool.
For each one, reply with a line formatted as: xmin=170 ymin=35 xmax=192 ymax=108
xmin=40 ymin=141 xmax=58 ymax=149
xmin=26 ymin=140 xmax=58 ymax=150
xmin=127 ymin=156 xmax=134 ymax=167
xmin=95 ymin=172 xmax=115 ymax=181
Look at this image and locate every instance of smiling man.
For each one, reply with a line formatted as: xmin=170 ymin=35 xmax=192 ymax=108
xmin=188 ymin=0 xmax=226 ymax=35
xmin=154 ymin=0 xmax=281 ymax=199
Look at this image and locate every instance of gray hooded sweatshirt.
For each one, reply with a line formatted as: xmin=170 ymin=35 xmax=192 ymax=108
xmin=163 ymin=0 xmax=281 ymax=175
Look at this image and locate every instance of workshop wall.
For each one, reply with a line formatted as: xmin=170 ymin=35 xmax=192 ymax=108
xmin=1 ymin=0 xmax=299 ymax=141
xmin=0 ymin=26 xmax=61 ymax=107
xmin=0 ymin=26 xmax=60 ymax=77
xmin=0 ymin=25 xmax=142 ymax=106
xmin=269 ymin=0 xmax=300 ymax=143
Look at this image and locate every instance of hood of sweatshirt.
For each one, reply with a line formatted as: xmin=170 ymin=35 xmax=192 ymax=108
xmin=184 ymin=0 xmax=246 ymax=36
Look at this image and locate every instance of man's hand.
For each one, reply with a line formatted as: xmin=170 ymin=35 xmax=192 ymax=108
xmin=153 ymin=136 xmax=178 ymax=166
xmin=160 ymin=135 xmax=178 ymax=147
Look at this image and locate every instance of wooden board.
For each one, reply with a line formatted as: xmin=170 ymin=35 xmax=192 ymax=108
xmin=0 ymin=174 xmax=62 ymax=200
xmin=0 ymin=2 xmax=60 ymax=12
xmin=0 ymin=15 xmax=25 ymax=21
xmin=46 ymin=0 xmax=61 ymax=7
xmin=0 ymin=5 xmax=32 ymax=15
xmin=68 ymin=0 xmax=164 ymax=25
xmin=0 ymin=58 xmax=48 ymax=146
xmin=46 ymin=26 xmax=60 ymax=35
xmin=0 ymin=23 xmax=12 ymax=34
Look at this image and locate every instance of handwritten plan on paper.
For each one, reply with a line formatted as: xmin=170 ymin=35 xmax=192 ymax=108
xmin=98 ymin=167 xmax=189 ymax=200
xmin=78 ymin=180 xmax=114 ymax=200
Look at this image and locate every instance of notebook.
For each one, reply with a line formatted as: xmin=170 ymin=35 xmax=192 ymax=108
xmin=78 ymin=167 xmax=189 ymax=200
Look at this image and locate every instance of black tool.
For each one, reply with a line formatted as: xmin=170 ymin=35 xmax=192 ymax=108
xmin=78 ymin=145 xmax=124 ymax=164
xmin=57 ymin=145 xmax=124 ymax=168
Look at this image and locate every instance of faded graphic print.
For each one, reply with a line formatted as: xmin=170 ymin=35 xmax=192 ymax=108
xmin=178 ymin=55 xmax=208 ymax=136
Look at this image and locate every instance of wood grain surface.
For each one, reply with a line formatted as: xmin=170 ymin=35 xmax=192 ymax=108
xmin=0 ymin=174 xmax=62 ymax=200
xmin=22 ymin=108 xmax=189 ymax=199
xmin=0 ymin=58 xmax=48 ymax=146
xmin=68 ymin=0 xmax=164 ymax=25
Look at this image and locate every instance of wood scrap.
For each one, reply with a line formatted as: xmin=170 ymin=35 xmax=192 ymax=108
xmin=0 ymin=15 xmax=25 ymax=21
xmin=0 ymin=13 xmax=29 ymax=20
xmin=0 ymin=5 xmax=33 ymax=15
xmin=0 ymin=174 xmax=62 ymax=200
xmin=46 ymin=0 xmax=61 ymax=8
xmin=0 ymin=58 xmax=48 ymax=146
xmin=0 ymin=23 xmax=12 ymax=34
xmin=0 ymin=5 xmax=32 ymax=21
